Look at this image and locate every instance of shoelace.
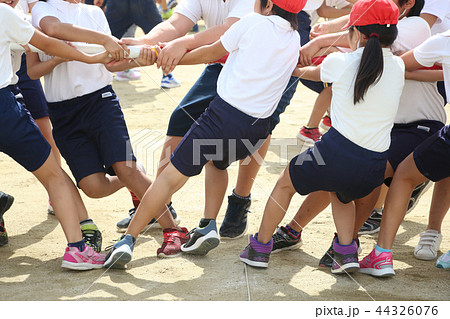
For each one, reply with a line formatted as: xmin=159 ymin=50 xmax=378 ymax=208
xmin=104 ymin=235 xmax=125 ymax=251
xmin=185 ymin=228 xmax=197 ymax=237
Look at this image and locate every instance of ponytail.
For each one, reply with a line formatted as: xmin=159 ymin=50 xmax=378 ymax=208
xmin=352 ymin=24 xmax=398 ymax=104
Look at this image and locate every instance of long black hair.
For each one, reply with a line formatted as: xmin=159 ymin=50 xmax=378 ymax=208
xmin=260 ymin=0 xmax=298 ymax=30
xmin=351 ymin=24 xmax=398 ymax=104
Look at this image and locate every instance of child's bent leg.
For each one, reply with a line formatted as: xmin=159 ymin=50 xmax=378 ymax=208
xmin=426 ymin=177 xmax=450 ymax=232
xmin=330 ymin=193 xmax=355 ymax=245
xmin=34 ymin=116 xmax=62 ymax=166
xmin=78 ymin=172 xmax=123 ymax=198
xmin=306 ymin=86 xmax=332 ymax=128
xmin=204 ymin=162 xmax=228 ymax=219
xmin=126 ymin=162 xmax=189 ymax=238
xmin=353 ymin=186 xmax=381 ymax=238
xmin=257 ymin=167 xmax=297 ymax=244
xmin=287 ymin=191 xmax=330 ymax=232
xmin=377 ymin=154 xmax=428 ymax=250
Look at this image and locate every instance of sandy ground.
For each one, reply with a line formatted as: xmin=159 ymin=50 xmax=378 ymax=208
xmin=1 ymin=29 xmax=450 ymax=302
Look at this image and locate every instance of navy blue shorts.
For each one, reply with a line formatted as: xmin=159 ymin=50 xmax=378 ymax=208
xmin=289 ymin=127 xmax=388 ymax=204
xmin=166 ymin=63 xmax=298 ymax=137
xmin=388 ymin=120 xmax=444 ymax=171
xmin=170 ymin=96 xmax=270 ymax=177
xmin=15 ymin=54 xmax=49 ymax=120
xmin=413 ymin=124 xmax=450 ymax=182
xmin=47 ymin=85 xmax=136 ymax=184
xmin=0 ymin=87 xmax=51 ymax=172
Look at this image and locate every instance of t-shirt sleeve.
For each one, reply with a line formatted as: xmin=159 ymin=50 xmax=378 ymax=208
xmin=320 ymin=52 xmax=345 ymax=83
xmin=174 ymin=0 xmax=202 ymax=24
xmin=31 ymin=2 xmax=59 ymax=29
xmin=413 ymin=34 xmax=445 ymax=67
xmin=421 ymin=0 xmax=450 ymax=24
xmin=220 ymin=13 xmax=253 ymax=53
xmin=1 ymin=5 xmax=35 ymax=45
xmin=226 ymin=0 xmax=254 ymax=19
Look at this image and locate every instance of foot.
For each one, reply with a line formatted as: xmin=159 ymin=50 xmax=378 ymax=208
xmin=240 ymin=234 xmax=273 ymax=268
xmin=320 ymin=233 xmax=362 ymax=268
xmin=296 ymin=126 xmax=322 ymax=144
xmin=161 ymin=73 xmax=181 ymax=88
xmin=168 ymin=0 xmax=178 ymax=9
xmin=331 ymin=238 xmax=359 ymax=274
xmin=358 ymin=209 xmax=382 ymax=235
xmin=81 ymin=224 xmax=102 ymax=253
xmin=104 ymin=234 xmax=135 ymax=269
xmin=61 ymin=245 xmax=106 ymax=270
xmin=114 ymin=69 xmax=141 ymax=81
xmin=157 ymin=227 xmax=190 ymax=258
xmin=47 ymin=199 xmax=54 ymax=215
xmin=436 ymin=250 xmax=450 ymax=269
xmin=359 ymin=248 xmax=395 ymax=277
xmin=271 ymin=226 xmax=302 ymax=254
xmin=181 ymin=220 xmax=220 ymax=255
xmin=320 ymin=115 xmax=332 ymax=131
xmin=0 ymin=192 xmax=14 ymax=247
xmin=116 ymin=203 xmax=181 ymax=232
xmin=219 ymin=192 xmax=251 ymax=239
xmin=407 ymin=181 xmax=432 ymax=214
xmin=414 ymin=229 xmax=442 ymax=260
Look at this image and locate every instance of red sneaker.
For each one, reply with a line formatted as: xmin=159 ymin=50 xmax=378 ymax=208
xmin=157 ymin=227 xmax=190 ymax=258
xmin=296 ymin=126 xmax=322 ymax=144
xmin=320 ymin=115 xmax=332 ymax=131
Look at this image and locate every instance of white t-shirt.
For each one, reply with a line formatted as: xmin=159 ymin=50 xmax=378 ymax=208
xmin=0 ymin=4 xmax=34 ymax=89
xmin=175 ymin=0 xmax=254 ymax=29
xmin=218 ymin=13 xmax=300 ymax=118
xmin=307 ymin=0 xmax=350 ymax=26
xmin=321 ymin=48 xmax=405 ymax=152
xmin=18 ymin=0 xmax=37 ymax=14
xmin=31 ymin=0 xmax=112 ymax=102
xmin=414 ymin=30 xmax=450 ymax=99
xmin=392 ymin=16 xmax=446 ymax=124
xmin=421 ymin=0 xmax=450 ymax=35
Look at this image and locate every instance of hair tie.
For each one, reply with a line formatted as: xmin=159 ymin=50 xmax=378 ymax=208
xmin=369 ymin=33 xmax=380 ymax=39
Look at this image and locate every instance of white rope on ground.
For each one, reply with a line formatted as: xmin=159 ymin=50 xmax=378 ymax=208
xmin=244 ymin=263 xmax=251 ymax=301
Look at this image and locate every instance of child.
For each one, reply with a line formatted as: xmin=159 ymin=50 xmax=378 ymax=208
xmin=0 ymin=0 xmax=111 ymax=269
xmin=358 ymin=29 xmax=450 ymax=274
xmin=0 ymin=191 xmax=14 ymax=247
xmin=104 ymin=0 xmax=306 ymax=269
xmin=240 ymin=0 xmax=404 ymax=273
xmin=27 ymin=0 xmax=181 ymax=255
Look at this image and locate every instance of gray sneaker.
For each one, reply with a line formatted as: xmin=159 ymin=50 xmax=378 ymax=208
xmin=181 ymin=220 xmax=220 ymax=255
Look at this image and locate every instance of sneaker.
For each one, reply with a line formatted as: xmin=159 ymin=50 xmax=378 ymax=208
xmin=359 ymin=248 xmax=395 ymax=277
xmin=161 ymin=73 xmax=181 ymax=88
xmin=358 ymin=209 xmax=382 ymax=235
xmin=240 ymin=234 xmax=273 ymax=268
xmin=47 ymin=199 xmax=54 ymax=215
xmin=271 ymin=226 xmax=302 ymax=254
xmin=219 ymin=193 xmax=251 ymax=239
xmin=61 ymin=245 xmax=106 ymax=270
xmin=81 ymin=224 xmax=102 ymax=253
xmin=157 ymin=227 xmax=190 ymax=258
xmin=406 ymin=181 xmax=432 ymax=214
xmin=319 ymin=233 xmax=362 ymax=268
xmin=168 ymin=0 xmax=178 ymax=9
xmin=414 ymin=229 xmax=442 ymax=260
xmin=331 ymin=238 xmax=359 ymax=274
xmin=0 ymin=191 xmax=14 ymax=247
xmin=181 ymin=220 xmax=220 ymax=255
xmin=320 ymin=115 xmax=332 ymax=131
xmin=104 ymin=234 xmax=135 ymax=269
xmin=436 ymin=250 xmax=450 ymax=269
xmin=116 ymin=203 xmax=181 ymax=232
xmin=161 ymin=8 xmax=173 ymax=19
xmin=296 ymin=126 xmax=322 ymax=144
xmin=115 ymin=69 xmax=141 ymax=81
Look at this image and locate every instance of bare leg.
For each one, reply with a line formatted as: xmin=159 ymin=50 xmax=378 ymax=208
xmin=257 ymin=167 xmax=297 ymax=244
xmin=353 ymin=186 xmax=381 ymax=238
xmin=330 ymin=193 xmax=355 ymax=245
xmin=34 ymin=116 xmax=61 ymax=166
xmin=287 ymin=191 xmax=330 ymax=232
xmin=204 ymin=162 xmax=228 ymax=219
xmin=78 ymin=172 xmax=123 ymax=198
xmin=377 ymin=154 xmax=428 ymax=250
xmin=126 ymin=163 xmax=189 ymax=238
xmin=306 ymin=86 xmax=332 ymax=128
xmin=426 ymin=177 xmax=450 ymax=232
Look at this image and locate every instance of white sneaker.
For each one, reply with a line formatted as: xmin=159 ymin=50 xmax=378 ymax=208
xmin=161 ymin=73 xmax=181 ymax=88
xmin=115 ymin=69 xmax=141 ymax=81
xmin=414 ymin=229 xmax=442 ymax=260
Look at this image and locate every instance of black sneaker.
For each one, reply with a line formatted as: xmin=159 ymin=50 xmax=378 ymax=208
xmin=319 ymin=233 xmax=361 ymax=268
xmin=0 ymin=192 xmax=14 ymax=247
xmin=81 ymin=224 xmax=102 ymax=252
xmin=219 ymin=193 xmax=251 ymax=239
xmin=181 ymin=220 xmax=220 ymax=255
xmin=271 ymin=226 xmax=302 ymax=254
xmin=331 ymin=238 xmax=359 ymax=274
xmin=116 ymin=202 xmax=181 ymax=232
xmin=358 ymin=209 xmax=382 ymax=235
xmin=407 ymin=181 xmax=432 ymax=214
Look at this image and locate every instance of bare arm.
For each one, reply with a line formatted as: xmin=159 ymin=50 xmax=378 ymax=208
xmin=401 ymin=49 xmax=424 ymax=71
xmin=299 ymin=31 xmax=349 ymax=66
xmin=420 ymin=13 xmax=438 ymax=29
xmin=292 ymin=65 xmax=322 ymax=82
xmin=310 ymin=15 xmax=350 ymax=39
xmin=174 ymin=40 xmax=228 ymax=73
xmin=316 ymin=3 xmax=352 ymax=19
xmin=25 ymin=51 xmax=68 ymax=80
xmin=405 ymin=70 xmax=443 ymax=82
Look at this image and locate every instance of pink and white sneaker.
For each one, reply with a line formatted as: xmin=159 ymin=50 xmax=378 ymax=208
xmin=61 ymin=245 xmax=106 ymax=270
xmin=359 ymin=248 xmax=395 ymax=277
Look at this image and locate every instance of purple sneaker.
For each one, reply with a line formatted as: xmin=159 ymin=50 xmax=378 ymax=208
xmin=331 ymin=238 xmax=359 ymax=274
xmin=240 ymin=234 xmax=273 ymax=268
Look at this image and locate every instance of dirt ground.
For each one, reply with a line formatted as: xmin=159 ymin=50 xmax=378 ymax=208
xmin=1 ymin=29 xmax=449 ymax=302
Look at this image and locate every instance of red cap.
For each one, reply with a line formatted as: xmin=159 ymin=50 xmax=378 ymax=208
xmin=342 ymin=0 xmax=399 ymax=30
xmin=272 ymin=0 xmax=307 ymax=14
